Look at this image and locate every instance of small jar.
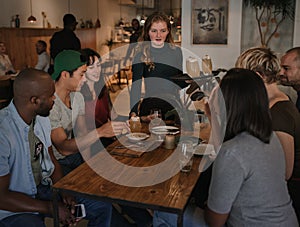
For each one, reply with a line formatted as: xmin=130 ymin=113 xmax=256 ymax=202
xmin=130 ymin=116 xmax=141 ymax=133
xmin=163 ymin=134 xmax=176 ymax=149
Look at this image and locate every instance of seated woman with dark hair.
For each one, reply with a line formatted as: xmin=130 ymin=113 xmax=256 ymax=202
xmin=153 ymin=68 xmax=298 ymax=227
xmin=204 ymin=68 xmax=298 ymax=227
xmin=80 ymin=48 xmax=118 ymax=148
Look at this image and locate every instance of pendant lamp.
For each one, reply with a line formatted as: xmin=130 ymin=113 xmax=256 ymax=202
xmin=27 ymin=0 xmax=36 ymax=23
xmin=140 ymin=0 xmax=145 ymax=24
xmin=95 ymin=0 xmax=101 ymax=28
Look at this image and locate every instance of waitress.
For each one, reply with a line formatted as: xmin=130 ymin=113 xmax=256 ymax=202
xmin=129 ymin=12 xmax=188 ymax=122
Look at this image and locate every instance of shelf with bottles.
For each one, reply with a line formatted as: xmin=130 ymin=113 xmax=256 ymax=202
xmin=113 ymin=26 xmax=134 ymax=43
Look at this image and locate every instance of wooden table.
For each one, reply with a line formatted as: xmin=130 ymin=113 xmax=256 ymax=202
xmin=52 ymin=134 xmax=207 ymax=227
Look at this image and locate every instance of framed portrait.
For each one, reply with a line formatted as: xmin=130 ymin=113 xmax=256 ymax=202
xmin=192 ymin=0 xmax=228 ymax=45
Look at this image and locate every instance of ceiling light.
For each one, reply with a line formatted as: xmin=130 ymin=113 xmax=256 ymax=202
xmin=140 ymin=15 xmax=145 ymax=24
xmin=27 ymin=0 xmax=36 ymax=23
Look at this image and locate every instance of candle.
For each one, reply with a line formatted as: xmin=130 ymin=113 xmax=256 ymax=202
xmin=164 ymin=134 xmax=176 ymax=149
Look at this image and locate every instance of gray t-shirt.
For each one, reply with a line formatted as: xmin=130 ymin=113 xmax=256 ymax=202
xmin=208 ymin=132 xmax=298 ymax=227
xmin=49 ymin=92 xmax=85 ymax=159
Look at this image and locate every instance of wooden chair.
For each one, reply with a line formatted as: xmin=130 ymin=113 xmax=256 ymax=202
xmin=0 ymin=78 xmax=13 ymax=109
xmin=119 ymin=57 xmax=132 ymax=86
xmin=101 ymin=60 xmax=117 ymax=93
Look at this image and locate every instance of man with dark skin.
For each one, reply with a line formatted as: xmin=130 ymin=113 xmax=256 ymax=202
xmin=0 ymin=69 xmax=77 ymax=227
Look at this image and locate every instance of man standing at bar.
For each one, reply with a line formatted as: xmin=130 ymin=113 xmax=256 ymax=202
xmin=48 ymin=14 xmax=81 ymax=74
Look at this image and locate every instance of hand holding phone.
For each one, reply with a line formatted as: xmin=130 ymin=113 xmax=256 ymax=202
xmin=74 ymin=204 xmax=86 ymax=219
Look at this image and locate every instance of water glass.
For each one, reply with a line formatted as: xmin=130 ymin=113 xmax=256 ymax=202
xmin=193 ymin=113 xmax=201 ymax=138
xmin=179 ymin=140 xmax=194 ymax=173
xmin=186 ymin=56 xmax=200 ymax=77
xmin=149 ymin=109 xmax=162 ymax=131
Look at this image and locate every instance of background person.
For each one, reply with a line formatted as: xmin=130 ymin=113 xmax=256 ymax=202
xmin=48 ymin=14 xmax=81 ymax=74
xmin=204 ymin=68 xmax=298 ymax=227
xmin=0 ymin=41 xmax=16 ymax=75
xmin=235 ymin=46 xmax=300 ymax=181
xmin=280 ymin=47 xmax=300 ymax=111
xmin=123 ymin=18 xmax=142 ymax=66
xmin=279 ymin=46 xmax=300 ymax=221
xmin=0 ymin=68 xmax=75 ymax=227
xmin=35 ymin=40 xmax=50 ymax=72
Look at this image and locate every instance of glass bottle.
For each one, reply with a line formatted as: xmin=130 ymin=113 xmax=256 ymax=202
xmin=10 ymin=15 xmax=15 ymax=28
xmin=15 ymin=14 xmax=20 ymax=28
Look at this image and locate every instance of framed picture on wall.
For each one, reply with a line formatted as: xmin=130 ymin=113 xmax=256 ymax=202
xmin=192 ymin=0 xmax=228 ymax=45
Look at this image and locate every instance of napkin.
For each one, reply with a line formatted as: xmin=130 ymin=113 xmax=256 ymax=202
xmin=107 ymin=135 xmax=159 ymax=158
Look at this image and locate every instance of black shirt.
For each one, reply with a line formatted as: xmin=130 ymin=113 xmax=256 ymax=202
xmin=50 ymin=28 xmax=81 ymax=59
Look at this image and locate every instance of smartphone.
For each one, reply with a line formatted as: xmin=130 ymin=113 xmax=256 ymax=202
xmin=74 ymin=204 xmax=86 ymax=219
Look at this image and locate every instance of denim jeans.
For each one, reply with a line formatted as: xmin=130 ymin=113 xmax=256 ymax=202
xmin=58 ymin=152 xmax=84 ymax=176
xmin=0 ymin=184 xmax=112 ymax=227
xmin=37 ymin=184 xmax=112 ymax=227
xmin=0 ymin=213 xmax=45 ymax=227
xmin=153 ymin=200 xmax=209 ymax=227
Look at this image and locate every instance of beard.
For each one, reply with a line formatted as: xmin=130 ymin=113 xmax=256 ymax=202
xmin=279 ymin=74 xmax=293 ymax=86
xmin=36 ymin=102 xmax=53 ymax=117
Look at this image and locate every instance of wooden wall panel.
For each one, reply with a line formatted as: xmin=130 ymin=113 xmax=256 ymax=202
xmin=0 ymin=28 xmax=96 ymax=71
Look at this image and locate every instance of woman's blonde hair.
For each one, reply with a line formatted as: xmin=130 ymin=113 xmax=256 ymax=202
xmin=235 ymin=47 xmax=280 ymax=84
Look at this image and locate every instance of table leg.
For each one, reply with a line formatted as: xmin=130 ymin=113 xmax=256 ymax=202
xmin=117 ymin=70 xmax=122 ymax=87
xmin=52 ymin=188 xmax=60 ymax=227
xmin=177 ymin=213 xmax=183 ymax=227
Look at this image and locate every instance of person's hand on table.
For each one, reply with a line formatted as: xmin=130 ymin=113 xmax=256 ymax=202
xmin=97 ymin=121 xmax=129 ymax=137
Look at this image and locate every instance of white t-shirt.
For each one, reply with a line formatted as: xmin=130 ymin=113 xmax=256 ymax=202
xmin=35 ymin=51 xmax=50 ymax=72
xmin=49 ymin=92 xmax=85 ymax=159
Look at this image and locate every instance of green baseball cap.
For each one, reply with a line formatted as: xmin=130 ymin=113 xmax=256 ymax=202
xmin=51 ymin=50 xmax=86 ymax=80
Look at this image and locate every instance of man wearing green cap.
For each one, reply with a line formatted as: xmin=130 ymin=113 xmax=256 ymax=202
xmin=49 ymin=50 xmax=127 ymax=226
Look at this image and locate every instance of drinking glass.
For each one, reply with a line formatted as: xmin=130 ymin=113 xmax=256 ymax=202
xmin=193 ymin=112 xmax=201 ymax=138
xmin=149 ymin=108 xmax=162 ymax=127
xmin=202 ymin=55 xmax=212 ymax=76
xmin=149 ymin=109 xmax=164 ymax=141
xmin=186 ymin=57 xmax=200 ymax=78
xmin=179 ymin=140 xmax=194 ymax=173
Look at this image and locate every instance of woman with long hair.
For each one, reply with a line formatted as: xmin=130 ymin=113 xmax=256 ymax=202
xmin=130 ymin=12 xmax=188 ymax=122
xmin=80 ymin=48 xmax=118 ymax=147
